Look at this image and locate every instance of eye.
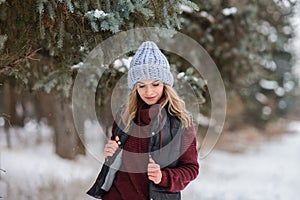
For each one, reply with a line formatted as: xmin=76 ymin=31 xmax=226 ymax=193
xmin=137 ymin=84 xmax=145 ymax=88
xmin=152 ymin=82 xmax=160 ymax=87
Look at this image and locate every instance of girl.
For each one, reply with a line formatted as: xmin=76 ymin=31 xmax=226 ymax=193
xmin=102 ymin=41 xmax=199 ymax=200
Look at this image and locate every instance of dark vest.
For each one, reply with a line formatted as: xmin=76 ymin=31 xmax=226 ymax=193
xmin=114 ymin=110 xmax=184 ymax=200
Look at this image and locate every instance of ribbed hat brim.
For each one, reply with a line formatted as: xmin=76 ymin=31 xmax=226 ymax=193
xmin=128 ymin=64 xmax=174 ymax=90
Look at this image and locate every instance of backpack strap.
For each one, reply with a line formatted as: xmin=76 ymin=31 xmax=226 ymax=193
xmin=113 ymin=106 xmax=132 ymax=148
xmin=86 ymin=107 xmax=131 ymax=199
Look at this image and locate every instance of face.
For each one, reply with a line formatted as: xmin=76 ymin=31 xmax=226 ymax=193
xmin=136 ymin=79 xmax=164 ymax=105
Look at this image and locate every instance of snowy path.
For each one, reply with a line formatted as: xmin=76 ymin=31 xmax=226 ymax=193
xmin=183 ymin=121 xmax=300 ymax=200
xmin=0 ymin=121 xmax=300 ymax=199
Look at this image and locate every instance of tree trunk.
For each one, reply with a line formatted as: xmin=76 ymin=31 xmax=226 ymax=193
xmin=3 ymin=80 xmax=12 ymax=149
xmin=53 ymin=96 xmax=85 ymax=159
xmin=34 ymin=91 xmax=56 ymax=126
xmin=28 ymin=53 xmax=86 ymax=158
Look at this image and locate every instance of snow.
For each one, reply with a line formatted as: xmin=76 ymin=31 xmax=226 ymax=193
xmin=199 ymin=11 xmax=215 ymax=23
xmin=113 ymin=57 xmax=131 ymax=72
xmin=0 ymin=117 xmax=4 ymax=126
xmin=222 ymin=7 xmax=238 ymax=16
xmin=268 ymin=33 xmax=278 ymax=43
xmin=0 ymin=34 xmax=8 ymax=51
xmin=183 ymin=121 xmax=300 ymax=200
xmin=259 ymin=79 xmax=279 ymax=90
xmin=284 ymin=80 xmax=295 ymax=92
xmin=71 ymin=62 xmax=84 ymax=70
xmin=195 ymin=113 xmax=212 ymax=127
xmin=1 ymin=120 xmax=300 ymax=199
xmin=177 ymin=72 xmax=185 ymax=79
xmin=0 ymin=121 xmax=103 ymax=200
xmin=275 ymin=87 xmax=285 ymax=97
xmin=255 ymin=92 xmax=268 ymax=104
xmin=179 ymin=4 xmax=194 ymax=13
xmin=86 ymin=9 xmax=108 ymax=19
xmin=262 ymin=106 xmax=272 ymax=116
xmin=94 ymin=9 xmax=108 ymax=18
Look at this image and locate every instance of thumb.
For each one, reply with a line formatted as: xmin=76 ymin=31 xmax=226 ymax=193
xmin=149 ymin=157 xmax=155 ymax=164
xmin=115 ymin=136 xmax=120 ymax=142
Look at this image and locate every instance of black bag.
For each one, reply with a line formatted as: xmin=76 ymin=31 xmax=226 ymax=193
xmin=87 ymin=124 xmax=130 ymax=199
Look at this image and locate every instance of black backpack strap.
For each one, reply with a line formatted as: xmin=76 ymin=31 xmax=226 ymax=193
xmin=113 ymin=124 xmax=130 ymax=148
xmin=113 ymin=106 xmax=131 ymax=148
xmin=87 ymin=107 xmax=131 ymax=199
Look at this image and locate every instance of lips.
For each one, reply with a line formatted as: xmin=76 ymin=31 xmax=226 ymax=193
xmin=145 ymin=96 xmax=156 ymax=101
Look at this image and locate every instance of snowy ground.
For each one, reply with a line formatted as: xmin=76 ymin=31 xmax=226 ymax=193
xmin=183 ymin=121 xmax=300 ymax=200
xmin=0 ymin=120 xmax=300 ymax=200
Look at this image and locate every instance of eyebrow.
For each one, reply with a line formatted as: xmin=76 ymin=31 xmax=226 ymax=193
xmin=137 ymin=80 xmax=160 ymax=85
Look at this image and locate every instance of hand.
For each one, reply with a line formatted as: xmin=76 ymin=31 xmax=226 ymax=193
xmin=147 ymin=157 xmax=162 ymax=184
xmin=103 ymin=136 xmax=119 ymax=158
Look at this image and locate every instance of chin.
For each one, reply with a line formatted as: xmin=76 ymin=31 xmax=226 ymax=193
xmin=145 ymin=100 xmax=158 ymax=105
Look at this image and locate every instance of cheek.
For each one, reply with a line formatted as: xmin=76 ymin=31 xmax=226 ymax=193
xmin=157 ymin=87 xmax=164 ymax=96
xmin=137 ymin=89 xmax=143 ymax=96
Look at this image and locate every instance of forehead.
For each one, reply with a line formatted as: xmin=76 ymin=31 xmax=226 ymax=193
xmin=137 ymin=79 xmax=159 ymax=84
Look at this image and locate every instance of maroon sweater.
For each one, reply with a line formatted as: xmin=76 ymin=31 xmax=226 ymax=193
xmin=102 ymin=99 xmax=199 ymax=200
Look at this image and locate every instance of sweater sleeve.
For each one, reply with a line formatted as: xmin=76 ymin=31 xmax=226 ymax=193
xmin=158 ymin=122 xmax=200 ymax=192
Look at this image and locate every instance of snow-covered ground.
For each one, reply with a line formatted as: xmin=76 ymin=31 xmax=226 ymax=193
xmin=1 ymin=120 xmax=300 ymax=200
xmin=183 ymin=121 xmax=300 ymax=200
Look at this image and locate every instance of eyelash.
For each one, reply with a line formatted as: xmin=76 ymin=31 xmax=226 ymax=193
xmin=138 ymin=82 xmax=160 ymax=88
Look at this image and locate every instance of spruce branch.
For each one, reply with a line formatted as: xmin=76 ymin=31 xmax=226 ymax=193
xmin=0 ymin=47 xmax=41 ymax=73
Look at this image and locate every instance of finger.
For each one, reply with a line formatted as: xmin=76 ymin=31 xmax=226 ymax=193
xmin=149 ymin=157 xmax=155 ymax=164
xmin=107 ymin=144 xmax=117 ymax=152
xmin=147 ymin=171 xmax=156 ymax=178
xmin=104 ymin=150 xmax=110 ymax=158
xmin=148 ymin=161 xmax=159 ymax=168
xmin=148 ymin=171 xmax=158 ymax=177
xmin=107 ymin=140 xmax=118 ymax=149
xmin=104 ymin=142 xmax=118 ymax=157
xmin=148 ymin=163 xmax=159 ymax=169
xmin=148 ymin=175 xmax=156 ymax=181
xmin=148 ymin=175 xmax=155 ymax=182
xmin=148 ymin=165 xmax=160 ymax=173
xmin=105 ymin=152 xmax=113 ymax=158
xmin=105 ymin=144 xmax=116 ymax=152
xmin=115 ymin=136 xmax=120 ymax=142
xmin=148 ymin=162 xmax=155 ymax=168
xmin=104 ymin=148 xmax=116 ymax=157
xmin=108 ymin=140 xmax=118 ymax=146
xmin=148 ymin=173 xmax=159 ymax=183
xmin=107 ymin=146 xmax=117 ymax=154
xmin=148 ymin=170 xmax=162 ymax=184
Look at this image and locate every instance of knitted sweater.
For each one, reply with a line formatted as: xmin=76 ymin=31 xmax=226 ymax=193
xmin=102 ymin=98 xmax=199 ymax=200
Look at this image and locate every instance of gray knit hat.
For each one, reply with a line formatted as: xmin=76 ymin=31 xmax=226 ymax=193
xmin=128 ymin=41 xmax=174 ymax=90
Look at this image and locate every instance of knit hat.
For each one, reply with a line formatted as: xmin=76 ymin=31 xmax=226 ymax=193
xmin=128 ymin=41 xmax=174 ymax=90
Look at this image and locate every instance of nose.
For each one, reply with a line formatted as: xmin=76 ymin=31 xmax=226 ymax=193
xmin=145 ymin=85 xmax=153 ymax=96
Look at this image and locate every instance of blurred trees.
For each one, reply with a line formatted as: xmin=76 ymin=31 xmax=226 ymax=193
xmin=0 ymin=0 xmax=298 ymax=159
xmin=178 ymin=0 xmax=297 ymax=128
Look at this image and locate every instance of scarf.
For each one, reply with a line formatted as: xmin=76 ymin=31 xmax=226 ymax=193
xmin=134 ymin=94 xmax=166 ymax=152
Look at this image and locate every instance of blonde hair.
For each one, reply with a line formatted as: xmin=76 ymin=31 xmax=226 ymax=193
xmin=121 ymin=84 xmax=191 ymax=132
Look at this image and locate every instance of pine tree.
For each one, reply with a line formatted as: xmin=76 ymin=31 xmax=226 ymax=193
xmin=0 ymin=0 xmax=199 ymax=159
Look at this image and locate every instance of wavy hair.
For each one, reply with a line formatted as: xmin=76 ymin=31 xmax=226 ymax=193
xmin=121 ymin=84 xmax=191 ymax=132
